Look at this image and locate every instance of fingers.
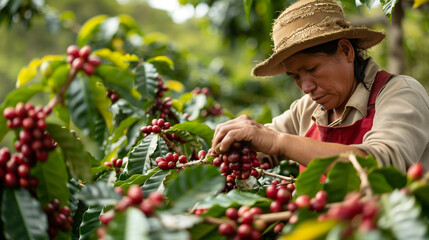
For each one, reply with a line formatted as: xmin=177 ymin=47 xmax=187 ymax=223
xmin=212 ymin=115 xmax=254 ymax=152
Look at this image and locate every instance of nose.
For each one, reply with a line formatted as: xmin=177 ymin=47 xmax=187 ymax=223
xmin=300 ymin=77 xmax=316 ymax=94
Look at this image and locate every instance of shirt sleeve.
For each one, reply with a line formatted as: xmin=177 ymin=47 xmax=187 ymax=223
xmin=352 ymin=75 xmax=429 ymax=173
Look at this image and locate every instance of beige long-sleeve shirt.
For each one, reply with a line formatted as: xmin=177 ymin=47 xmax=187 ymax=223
xmin=266 ymin=58 xmax=429 ymax=173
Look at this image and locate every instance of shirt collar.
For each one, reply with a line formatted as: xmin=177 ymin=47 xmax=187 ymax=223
xmin=311 ymin=58 xmax=379 ymax=124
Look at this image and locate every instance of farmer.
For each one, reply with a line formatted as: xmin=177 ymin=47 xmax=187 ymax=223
xmin=212 ymin=0 xmax=429 ymax=174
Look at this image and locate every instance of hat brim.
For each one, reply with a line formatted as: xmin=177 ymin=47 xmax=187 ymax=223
xmin=252 ymin=28 xmax=385 ymax=77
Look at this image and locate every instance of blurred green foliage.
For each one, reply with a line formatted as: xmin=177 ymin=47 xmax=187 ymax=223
xmin=1 ymin=0 xmax=429 ymax=124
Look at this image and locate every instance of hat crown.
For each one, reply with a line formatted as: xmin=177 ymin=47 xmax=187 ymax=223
xmin=251 ymin=0 xmax=384 ymax=77
xmin=272 ymin=0 xmax=347 ymax=52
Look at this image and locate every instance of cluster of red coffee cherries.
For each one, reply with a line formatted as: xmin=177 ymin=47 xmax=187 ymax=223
xmin=0 ymin=147 xmax=39 ymax=189
xmin=104 ymin=158 xmax=123 ymax=170
xmin=106 ymin=89 xmax=119 ymax=103
xmin=2 ymin=102 xmax=57 ymax=190
xmin=97 ymin=185 xmax=164 ymax=239
xmin=151 ymin=76 xmax=173 ymax=119
xmin=211 ymin=142 xmax=261 ymax=192
xmin=66 ymin=45 xmax=101 ymax=75
xmin=156 ymin=152 xmax=189 ymax=170
xmin=140 ymin=118 xmax=171 ymax=137
xmin=217 ymin=206 xmax=268 ymax=239
xmin=192 ymin=87 xmax=211 ymax=96
xmin=204 ymin=103 xmax=223 ymax=117
xmin=268 ymin=181 xmax=328 ymax=214
xmin=318 ymin=192 xmax=378 ymax=235
xmin=43 ymin=199 xmax=74 ymax=239
xmin=3 ymin=102 xmax=56 ymax=164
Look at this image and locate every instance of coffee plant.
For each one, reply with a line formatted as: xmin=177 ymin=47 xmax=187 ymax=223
xmin=0 ymin=14 xmax=428 ymax=240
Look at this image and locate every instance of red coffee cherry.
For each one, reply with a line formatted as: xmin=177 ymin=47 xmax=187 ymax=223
xmin=273 ymin=223 xmax=284 ymax=233
xmin=218 ymin=223 xmax=235 ymax=236
xmin=87 ymin=56 xmax=101 ymax=66
xmin=407 ymin=162 xmax=424 ymax=180
xmin=276 ymin=188 xmax=292 ymax=204
xmin=79 ymin=45 xmax=91 ymax=59
xmin=270 ymin=200 xmax=283 ymax=213
xmin=67 ymin=45 xmax=80 ymax=57
xmin=71 ymin=57 xmax=85 ymax=70
xmin=127 ymin=185 xmax=143 ymax=204
xmin=266 ymin=185 xmax=278 ymax=199
xmin=225 ymin=208 xmax=239 ymax=221
xmin=82 ymin=63 xmax=95 ymax=75
xmin=237 ymin=224 xmax=252 ymax=238
xmin=295 ymin=195 xmax=311 ymax=209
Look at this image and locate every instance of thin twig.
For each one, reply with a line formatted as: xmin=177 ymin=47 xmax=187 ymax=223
xmin=160 ymin=133 xmax=184 ymax=156
xmin=204 ymin=216 xmax=237 ymax=228
xmin=347 ymin=153 xmax=373 ymax=198
xmin=260 ymin=170 xmax=294 ymax=183
xmin=175 ymin=157 xmax=208 ymax=168
xmin=255 ymin=211 xmax=292 ymax=223
xmin=46 ymin=68 xmax=78 ymax=110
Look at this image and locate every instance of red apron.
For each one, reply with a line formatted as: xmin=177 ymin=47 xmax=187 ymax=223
xmin=299 ymin=71 xmax=393 ymax=181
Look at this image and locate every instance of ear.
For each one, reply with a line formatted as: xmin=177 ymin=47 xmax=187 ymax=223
xmin=338 ymin=39 xmax=354 ymax=63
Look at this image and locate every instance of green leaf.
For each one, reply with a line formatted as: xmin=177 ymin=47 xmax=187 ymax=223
xmin=378 ymin=190 xmax=428 ymax=240
xmin=96 ymin=65 xmax=134 ymax=91
xmin=171 ymin=122 xmax=214 ymax=146
xmin=323 ymin=161 xmax=360 ymax=202
xmin=67 ymin=74 xmax=99 ymax=139
xmin=77 ymin=181 xmax=122 ymax=207
xmin=109 ymin=116 xmax=138 ymax=143
xmin=379 ymin=0 xmax=399 ymax=20
xmin=77 ymin=15 xmax=108 ymax=46
xmin=47 ymin=64 xmax=69 ymax=92
xmin=295 ymin=156 xmax=337 ymax=198
xmin=0 ymin=84 xmax=44 ymax=141
xmin=134 ymin=63 xmax=158 ymax=101
xmin=368 ymin=171 xmax=393 ymax=194
xmin=79 ymin=206 xmax=103 ymax=240
xmin=369 ymin=167 xmax=406 ymax=189
xmin=412 ymin=184 xmax=429 ymax=215
xmin=119 ymin=134 xmax=160 ymax=180
xmin=53 ymin=104 xmax=70 ymax=128
xmin=141 ymin=169 xmax=172 ymax=195
xmin=167 ymin=128 xmax=201 ymax=159
xmin=356 ymin=154 xmax=378 ymax=170
xmin=31 ymin=149 xmax=70 ymax=207
xmin=46 ymin=123 xmax=92 ymax=182
xmin=243 ymin=0 xmax=253 ymax=23
xmin=165 ymin=165 xmax=225 ymax=212
xmin=360 ymin=0 xmax=378 ymax=10
xmin=198 ymin=189 xmax=271 ymax=209
xmin=88 ymin=75 xmax=113 ymax=130
xmin=106 ymin=207 xmax=150 ymax=240
xmin=184 ymin=94 xmax=207 ymax=121
xmin=114 ymin=168 xmax=162 ymax=190
xmin=147 ymin=56 xmax=174 ymax=70
xmin=256 ymin=105 xmax=272 ymax=124
xmin=1 ymin=188 xmax=49 ymax=240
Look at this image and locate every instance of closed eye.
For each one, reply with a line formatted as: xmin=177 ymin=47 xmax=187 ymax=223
xmin=307 ymin=66 xmax=317 ymax=73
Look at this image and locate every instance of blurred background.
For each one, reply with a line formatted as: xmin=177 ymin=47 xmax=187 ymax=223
xmin=1 ymin=0 xmax=429 ymax=117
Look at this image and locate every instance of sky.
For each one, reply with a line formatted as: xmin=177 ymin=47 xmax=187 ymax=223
xmin=146 ymin=0 xmax=209 ymax=23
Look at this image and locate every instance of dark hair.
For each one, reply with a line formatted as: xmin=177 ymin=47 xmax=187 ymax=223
xmin=300 ymin=39 xmax=369 ymax=88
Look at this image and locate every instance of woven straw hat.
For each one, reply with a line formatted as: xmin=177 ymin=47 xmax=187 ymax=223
xmin=252 ymin=0 xmax=385 ymax=77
